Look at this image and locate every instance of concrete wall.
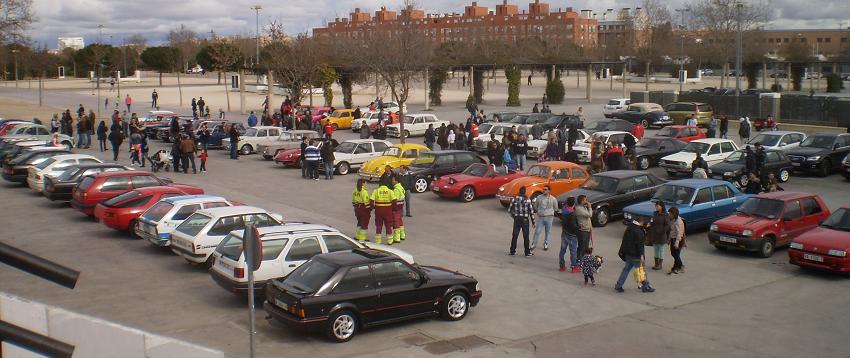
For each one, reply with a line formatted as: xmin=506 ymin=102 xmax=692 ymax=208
xmin=0 ymin=293 xmax=224 ymax=358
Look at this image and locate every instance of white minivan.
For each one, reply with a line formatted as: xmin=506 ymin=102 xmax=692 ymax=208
xmin=136 ymin=195 xmax=238 ymax=247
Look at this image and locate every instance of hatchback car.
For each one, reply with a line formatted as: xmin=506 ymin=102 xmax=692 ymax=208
xmin=27 ymin=154 xmax=102 ymax=192
xmin=406 ymin=150 xmax=484 ymax=193
xmin=136 ymin=195 xmax=238 ymax=247
xmin=603 ymin=98 xmax=631 ymax=118
xmin=708 ymin=149 xmax=793 ymax=186
xmin=559 ymin=171 xmax=666 ymax=227
xmin=656 ymin=125 xmax=706 ymax=142
xmin=325 ymin=139 xmax=392 ymax=175
xmin=2 ymin=148 xmax=70 ymax=183
xmin=431 ymin=163 xmax=525 ymax=202
xmin=623 ymin=179 xmax=750 ymax=231
xmin=94 ymin=186 xmax=201 ymax=233
xmin=747 ymin=131 xmax=805 ymax=152
xmin=660 ymin=138 xmax=739 ymax=176
xmin=263 ymin=249 xmax=481 ymax=342
xmin=497 ymin=162 xmax=589 ymax=207
xmin=323 ymin=109 xmax=355 ymax=130
xmin=71 ymin=171 xmax=201 ymax=216
xmin=785 ymin=133 xmax=850 ymax=177
xmin=788 ymin=205 xmax=850 ymax=273
xmin=43 ymin=164 xmax=129 ymax=201
xmin=573 ymin=131 xmax=639 ymax=163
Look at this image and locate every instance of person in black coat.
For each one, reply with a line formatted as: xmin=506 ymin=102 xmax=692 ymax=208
xmin=615 ymin=219 xmax=655 ymax=293
xmin=108 ymin=122 xmax=123 ymax=161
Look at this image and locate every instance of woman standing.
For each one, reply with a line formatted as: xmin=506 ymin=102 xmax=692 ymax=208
xmin=96 ymin=121 xmax=107 ymax=152
xmin=543 ymin=137 xmax=559 ymax=162
xmin=647 ymin=201 xmax=670 ymax=271
xmin=668 ymin=207 xmax=686 ymax=274
xmin=108 ymin=121 xmax=124 ymax=161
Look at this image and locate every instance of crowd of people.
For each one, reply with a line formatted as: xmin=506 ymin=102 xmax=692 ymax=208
xmin=351 ymin=168 xmax=413 ymax=245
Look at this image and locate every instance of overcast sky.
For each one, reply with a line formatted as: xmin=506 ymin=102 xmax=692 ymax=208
xmin=29 ymin=0 xmax=850 ymax=48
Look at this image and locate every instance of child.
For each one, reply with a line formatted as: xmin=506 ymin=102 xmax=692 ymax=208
xmin=580 ymin=247 xmax=602 ymax=286
xmin=130 ymin=143 xmax=142 ymax=166
xmin=199 ymin=149 xmax=208 ymax=173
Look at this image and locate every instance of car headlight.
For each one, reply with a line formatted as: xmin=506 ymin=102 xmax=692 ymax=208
xmin=828 ymin=249 xmax=847 ymax=257
xmin=723 ymin=172 xmax=734 ymax=177
xmin=623 ymin=212 xmax=632 ymax=220
xmin=742 ymin=230 xmax=753 ymax=237
xmin=710 ymin=224 xmax=718 ymax=232
xmin=498 ymin=187 xmax=504 ymax=193
xmin=475 ymin=282 xmax=480 ymax=291
xmin=789 ymin=242 xmax=803 ymax=250
xmin=806 ymin=156 xmax=821 ymax=161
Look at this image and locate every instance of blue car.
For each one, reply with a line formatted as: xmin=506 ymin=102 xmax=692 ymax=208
xmin=204 ymin=122 xmax=246 ymax=148
xmin=622 ymin=179 xmax=750 ymax=231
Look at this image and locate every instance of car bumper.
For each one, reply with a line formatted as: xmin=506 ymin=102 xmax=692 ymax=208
xmin=2 ymin=171 xmax=26 ymax=183
xmin=788 ymin=248 xmax=850 ymax=272
xmin=138 ymin=228 xmax=172 ymax=247
xmin=210 ymin=269 xmax=265 ymax=294
xmin=171 ymin=245 xmax=209 ymax=263
xmin=359 ymin=172 xmax=382 ymax=180
xmin=496 ymin=195 xmax=512 ymax=205
xmin=707 ymin=232 xmax=763 ymax=251
xmin=660 ymin=163 xmax=691 ymax=173
xmin=44 ymin=189 xmax=72 ymax=202
xmin=431 ymin=184 xmax=462 ymax=198
xmin=651 ymin=119 xmax=674 ymax=127
xmin=263 ymin=301 xmax=327 ymax=332
xmin=789 ymin=160 xmax=823 ymax=172
xmin=70 ymin=199 xmax=96 ymax=216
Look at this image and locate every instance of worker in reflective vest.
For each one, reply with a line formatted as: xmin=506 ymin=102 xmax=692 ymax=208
xmin=370 ymin=178 xmax=397 ymax=244
xmin=392 ymin=174 xmax=406 ymax=242
xmin=351 ymin=179 xmax=372 ymax=242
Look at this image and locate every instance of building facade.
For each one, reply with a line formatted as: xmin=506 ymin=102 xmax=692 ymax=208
xmin=313 ymin=1 xmax=598 ymax=47
xmin=753 ymin=29 xmax=850 ymax=58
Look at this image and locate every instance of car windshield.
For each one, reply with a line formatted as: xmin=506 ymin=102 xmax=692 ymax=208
xmin=462 ymin=163 xmax=488 ymax=177
xmin=102 ymin=190 xmax=141 ymax=207
xmin=243 ymin=128 xmax=258 ymax=137
xmin=279 ymin=258 xmax=337 ymax=294
xmin=585 ymin=121 xmax=609 ymax=131
xmin=723 ymin=151 xmax=746 ymax=163
xmin=509 ymin=115 xmax=529 ymax=124
xmin=412 ymin=153 xmax=436 ymax=166
xmin=142 ymin=201 xmax=174 ymax=222
xmin=748 ymin=133 xmax=781 ymax=147
xmin=57 ymin=166 xmax=83 ymax=181
xmin=382 ymin=147 xmax=401 ymax=157
xmin=580 ymin=175 xmax=619 ymax=193
xmin=656 ymin=127 xmax=675 ymax=137
xmin=217 ymin=233 xmax=244 ymax=261
xmin=478 ymin=123 xmax=493 ymax=134
xmin=175 ymin=213 xmax=212 ymax=236
xmin=799 ymin=135 xmax=834 ymax=149
xmin=637 ymin=138 xmax=661 ymax=148
xmin=653 ymin=185 xmax=696 ymax=205
xmin=334 ymin=142 xmax=357 ymax=153
xmin=682 ymin=142 xmax=709 ymax=154
xmin=526 ymin=165 xmax=550 ymax=178
xmin=821 ymin=208 xmax=850 ymax=231
xmin=737 ymin=198 xmax=784 ymax=218
xmin=543 ymin=116 xmax=562 ymax=126
xmin=608 ymin=100 xmax=622 ymax=105
xmin=35 ymin=158 xmax=56 ymax=170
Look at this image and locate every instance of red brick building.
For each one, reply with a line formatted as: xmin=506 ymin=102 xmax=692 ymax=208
xmin=313 ymin=1 xmax=598 ymax=48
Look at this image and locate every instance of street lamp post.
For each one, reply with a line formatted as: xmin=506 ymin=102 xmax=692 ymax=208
xmin=675 ymin=8 xmax=689 ymax=93
xmin=734 ymin=2 xmax=744 ymax=118
xmin=10 ymin=49 xmax=18 ymax=88
xmin=97 ymin=24 xmax=104 ymax=44
xmin=252 ymin=5 xmax=262 ymax=65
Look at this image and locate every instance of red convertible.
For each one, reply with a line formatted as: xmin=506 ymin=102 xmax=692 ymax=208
xmin=431 ymin=163 xmax=524 ymax=202
xmin=789 ymin=205 xmax=850 ymax=273
xmin=94 ymin=187 xmax=203 ymax=233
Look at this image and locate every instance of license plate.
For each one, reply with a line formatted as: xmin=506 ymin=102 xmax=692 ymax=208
xmin=803 ymin=253 xmax=824 ymax=262
xmin=275 ymin=298 xmax=289 ymax=310
xmin=432 ymin=186 xmax=439 ymax=192
xmin=791 ymin=162 xmax=800 ymax=166
xmin=719 ymin=236 xmax=737 ymax=243
xmin=217 ymin=259 xmax=233 ymax=271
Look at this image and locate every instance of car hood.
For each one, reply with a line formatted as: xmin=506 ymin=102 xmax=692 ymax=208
xmin=794 ymin=226 xmax=850 ymax=252
xmin=715 ymin=213 xmax=776 ymax=231
xmin=558 ymin=188 xmax=611 ymax=204
xmin=786 ymin=147 xmax=828 ymax=157
xmin=276 ymin=148 xmax=300 ymax=159
xmin=361 ymin=157 xmax=405 ymax=173
xmin=634 ymin=146 xmax=660 ymax=156
xmin=709 ymin=161 xmax=744 ymax=174
xmin=419 ymin=265 xmax=475 ymax=283
xmin=436 ymin=173 xmax=480 ymax=185
xmin=662 ymin=152 xmax=697 ymax=163
xmin=500 ymin=176 xmax=545 ymax=195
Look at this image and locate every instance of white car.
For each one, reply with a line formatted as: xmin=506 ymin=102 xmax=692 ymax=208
xmin=603 ymin=98 xmax=631 ymax=118
xmin=350 ymin=111 xmax=382 ymax=132
xmin=660 ymin=138 xmax=739 ymax=176
xmin=573 ymin=131 xmax=638 ymax=163
xmin=27 ymin=154 xmax=102 ymax=192
xmin=222 ymin=126 xmax=283 ymax=155
xmin=471 ymin=123 xmax=517 ymax=152
xmin=386 ymin=114 xmax=448 ymax=138
xmin=170 ymin=206 xmax=284 ymax=265
xmin=136 ymin=195 xmax=239 ymax=247
xmin=330 ymin=139 xmax=392 ymax=175
xmin=208 ymin=223 xmax=414 ymax=295
xmin=257 ymin=130 xmax=322 ymax=160
xmin=527 ymin=130 xmax=589 ymax=159
xmin=747 ymin=131 xmax=805 ymax=152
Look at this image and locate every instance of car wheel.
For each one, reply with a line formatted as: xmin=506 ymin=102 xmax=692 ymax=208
xmin=738 ymin=174 xmax=749 ymax=187
xmin=441 ymin=292 xmax=469 ymax=321
xmin=413 ymin=177 xmax=429 ymax=193
xmin=62 ymin=141 xmax=73 ymax=151
xmin=818 ymin=159 xmax=831 ymax=177
xmin=759 ymin=237 xmax=775 ymax=258
xmin=637 ymin=156 xmax=650 ymax=170
xmin=403 ymin=130 xmax=411 ymax=138
xmin=130 ymin=220 xmax=141 ymax=239
xmin=240 ymin=144 xmax=253 ymax=155
xmin=592 ymin=207 xmax=609 ymax=227
xmin=460 ymin=186 xmax=476 ymax=202
xmin=778 ymin=168 xmax=790 ymax=183
xmin=325 ymin=310 xmax=357 ymax=343
xmin=336 ymin=162 xmax=350 ymax=175
xmin=640 ymin=119 xmax=649 ymax=129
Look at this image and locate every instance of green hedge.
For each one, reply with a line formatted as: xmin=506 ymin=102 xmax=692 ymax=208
xmin=545 ymin=71 xmax=565 ymax=104
xmin=505 ymin=66 xmax=521 ymax=107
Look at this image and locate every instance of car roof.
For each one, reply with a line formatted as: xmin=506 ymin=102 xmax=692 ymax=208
xmin=391 ymin=143 xmax=428 ymax=150
xmin=692 ymin=138 xmax=733 ymax=144
xmin=809 ymin=132 xmax=843 ymax=137
xmin=667 ymin=102 xmax=707 ymax=105
xmin=132 ymin=186 xmax=186 ymax=195
xmin=236 ymin=223 xmax=343 ymax=240
xmin=593 ymin=131 xmax=631 ymax=136
xmin=754 ymin=191 xmax=818 ymax=201
xmin=194 ymin=205 xmax=268 ymax=218
xmin=609 ymin=98 xmax=630 ymax=101
xmin=317 ymin=249 xmax=399 ymax=267
xmin=48 ymin=154 xmax=98 ymax=161
xmin=593 ymin=170 xmax=651 ymax=179
xmin=92 ymin=170 xmax=152 ymax=178
xmin=755 ymin=131 xmax=804 ymax=136
xmin=534 ymin=161 xmax=584 ymax=169
xmin=66 ymin=163 xmax=124 ymax=170
xmin=629 ymin=102 xmax=661 ymax=106
xmin=285 ymin=130 xmax=317 ymax=134
xmin=25 ymin=146 xmax=66 ymax=152
xmin=667 ymin=178 xmax=729 ymax=188
xmin=251 ymin=126 xmax=279 ymax=130
xmin=162 ymin=195 xmax=226 ymax=205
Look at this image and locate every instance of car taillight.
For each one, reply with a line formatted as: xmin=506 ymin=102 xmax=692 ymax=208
xmin=82 ymin=192 xmax=88 ymax=199
xmin=234 ymin=267 xmax=244 ymax=278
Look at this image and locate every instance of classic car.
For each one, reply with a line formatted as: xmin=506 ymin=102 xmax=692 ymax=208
xmin=603 ymin=98 xmax=631 ymax=118
xmin=785 ymin=133 xmax=850 ymax=177
xmin=527 ymin=129 xmax=589 ymax=159
xmin=472 ymin=123 xmax=514 ymax=152
xmin=326 ymin=139 xmax=391 ymax=175
xmin=350 ymin=111 xmax=383 ymax=132
xmin=431 ymin=163 xmax=525 ymax=202
xmin=573 ymin=131 xmax=638 ymax=163
xmin=613 ymin=103 xmax=664 ymax=124
xmin=43 ymin=163 xmax=129 ymax=201
xmin=746 ymin=131 xmax=805 ymax=152
xmin=222 ymin=126 xmax=283 ymax=155
xmin=71 ymin=171 xmax=201 ymax=216
xmin=664 ymin=102 xmax=714 ymax=126
xmin=27 ymin=154 xmax=102 ymax=192
xmin=263 ymin=249 xmax=480 ymax=342
xmin=623 ymin=179 xmax=750 ymax=231
xmin=583 ymin=119 xmax=635 ymax=134
xmin=497 ymin=161 xmax=589 ymax=207
xmin=405 ymin=150 xmax=484 ymax=193
xmin=209 ymin=224 xmax=414 ymax=295
xmin=708 ymin=149 xmax=793 ymax=186
xmin=2 ymin=123 xmax=74 ymax=149
xmin=491 ymin=111 xmax=519 ymax=122
xmin=2 ymin=148 xmax=69 ymax=183
xmin=788 ymin=205 xmax=850 ymax=273
xmin=295 ymin=106 xmax=334 ymax=124
xmin=169 ymin=206 xmax=283 ymax=265
xmin=660 ymin=138 xmax=739 ymax=176
xmin=633 ymin=136 xmax=688 ymax=170
xmin=94 ymin=186 xmax=201 ymax=233
xmin=558 ymin=170 xmax=666 ymax=227
xmin=135 ymin=195 xmax=237 ymax=247
xmin=386 ymin=114 xmax=448 ymax=138
xmin=322 ymin=109 xmax=355 ymax=130
xmin=257 ymin=130 xmax=322 ymax=160
xmin=205 ymin=122 xmax=246 ymax=148
xmin=709 ymin=192 xmax=830 ymax=257
xmin=358 ymin=143 xmax=430 ymax=180
xmin=656 ymin=125 xmax=706 ymax=142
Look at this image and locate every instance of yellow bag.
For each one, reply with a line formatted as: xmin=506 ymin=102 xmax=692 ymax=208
xmin=633 ymin=264 xmax=646 ymax=284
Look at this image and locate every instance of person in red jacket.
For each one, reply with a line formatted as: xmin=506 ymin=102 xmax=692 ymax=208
xmin=323 ymin=119 xmax=334 ymax=139
xmin=631 ymin=123 xmax=645 ymax=140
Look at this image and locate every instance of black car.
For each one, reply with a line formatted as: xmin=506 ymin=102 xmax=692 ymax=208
xmin=490 ymin=111 xmax=518 ymax=122
xmin=2 ymin=149 xmax=70 ymax=183
xmin=43 ymin=163 xmax=129 ymax=201
xmin=509 ymin=113 xmax=552 ymax=126
xmin=407 ymin=150 xmax=484 ymax=193
xmin=583 ymin=119 xmax=633 ymax=134
xmin=633 ymin=136 xmax=687 ymax=170
xmin=263 ymin=249 xmax=481 ymax=342
xmin=708 ymin=149 xmax=793 ymax=186
xmin=785 ymin=133 xmax=850 ymax=177
xmin=557 ymin=171 xmax=665 ymax=227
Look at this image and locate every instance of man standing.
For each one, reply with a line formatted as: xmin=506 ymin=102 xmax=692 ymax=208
xmin=508 ymin=186 xmax=535 ymax=257
xmin=686 ymin=113 xmax=697 ymax=127
xmin=370 ymin=178 xmax=397 ymax=244
xmin=151 ymin=90 xmax=158 ymax=108
xmin=320 ymin=139 xmax=335 ymax=180
xmin=424 ymin=124 xmax=435 ymax=150
xmin=397 ymin=166 xmax=414 ymax=217
xmin=738 ymin=117 xmax=751 ymax=145
xmin=559 ymin=197 xmax=580 ymax=272
xmin=191 ymin=98 xmax=198 ymax=116
xmin=720 ymin=114 xmax=729 ymax=139
xmin=707 ymin=116 xmax=718 ymax=138
xmin=614 ymin=218 xmax=655 ymax=293
xmin=574 ymin=195 xmax=593 ymax=272
xmin=180 ymin=134 xmax=198 ymax=174
xmin=228 ymin=125 xmax=240 ymax=160
xmin=303 ymin=140 xmax=321 ymax=180
xmin=300 ymin=136 xmax=309 ymax=178
xmin=247 ymin=111 xmax=258 ymax=127
xmin=531 ymin=186 xmax=558 ymax=251
xmin=124 ymin=94 xmax=132 ymax=113
xmin=197 ymin=97 xmax=206 ymax=116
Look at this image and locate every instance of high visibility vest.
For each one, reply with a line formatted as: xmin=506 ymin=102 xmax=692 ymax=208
xmin=352 ymin=188 xmax=370 ymax=205
xmin=393 ymin=183 xmax=406 ymax=201
xmin=371 ymin=186 xmax=396 ymax=206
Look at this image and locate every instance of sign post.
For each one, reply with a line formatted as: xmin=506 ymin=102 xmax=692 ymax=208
xmin=242 ymin=223 xmax=262 ymax=358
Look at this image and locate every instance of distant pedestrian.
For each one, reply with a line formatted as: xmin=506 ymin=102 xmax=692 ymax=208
xmin=720 ymin=115 xmax=729 ymax=139
xmin=707 ymin=116 xmax=718 ymax=138
xmin=527 ymin=74 xmax=532 ymax=86
xmin=321 ymin=140 xmax=335 ymax=180
xmin=151 ymin=89 xmax=158 ymax=108
xmin=508 ymin=186 xmax=534 ymax=257
xmin=686 ymin=113 xmax=697 ymax=127
xmin=199 ymin=149 xmax=208 ymax=173
xmin=667 ymin=206 xmax=686 ymax=275
xmin=108 ymin=121 xmax=124 ymax=161
xmin=424 ymin=124 xmax=435 ymax=150
xmin=352 ymin=179 xmax=372 ymax=242
xmin=104 ymin=97 xmax=109 ymax=110
xmin=247 ymin=111 xmax=258 ymax=127
xmin=125 ymin=94 xmax=132 ymax=112
xmin=197 ymin=97 xmax=206 ymax=115
xmin=191 ymin=98 xmax=198 ymax=115
xmin=180 ymin=134 xmax=197 ymax=174
xmin=614 ymin=218 xmax=655 ymax=293
xmin=574 ymin=195 xmax=593 ymax=271
xmin=109 ymin=77 xmax=115 ymax=91
xmin=219 ymin=108 xmax=225 ymax=120
xmin=532 ymin=103 xmax=539 ymax=113
xmin=96 ymin=121 xmax=107 ymax=152
xmin=738 ymin=117 xmax=751 ymax=145
xmin=228 ymin=124 xmax=239 ymax=160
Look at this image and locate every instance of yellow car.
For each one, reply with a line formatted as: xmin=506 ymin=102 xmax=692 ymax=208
xmin=323 ymin=109 xmax=355 ymax=130
xmin=664 ymin=102 xmax=714 ymax=126
xmin=358 ymin=143 xmax=430 ymax=180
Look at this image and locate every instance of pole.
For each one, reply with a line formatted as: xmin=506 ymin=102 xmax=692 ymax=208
xmin=247 ymin=254 xmax=256 ymax=358
xmin=468 ymin=65 xmax=474 ymax=98
xmin=424 ymin=67 xmax=430 ymax=111
xmin=734 ymin=2 xmax=743 ymax=117
xmin=676 ymin=8 xmax=688 ymax=93
xmin=622 ymin=62 xmax=627 ymax=98
xmin=240 ymin=69 xmax=246 ymax=115
xmin=224 ymin=71 xmax=231 ymax=112
xmin=177 ymin=71 xmax=184 ymax=108
xmin=12 ymin=50 xmax=18 ymax=88
xmin=586 ymin=64 xmax=592 ymax=102
xmin=116 ymin=70 xmax=121 ymax=98
xmin=97 ymin=66 xmax=101 ymax=118
xmin=252 ymin=5 xmax=263 ymax=86
xmin=38 ymin=77 xmax=43 ymax=106
xmin=267 ymin=70 xmax=275 ymax=117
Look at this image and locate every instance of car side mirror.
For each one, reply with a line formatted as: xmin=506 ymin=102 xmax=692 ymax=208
xmin=834 ymin=144 xmax=841 ymax=150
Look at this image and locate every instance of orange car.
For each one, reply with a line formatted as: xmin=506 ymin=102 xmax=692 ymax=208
xmin=496 ymin=161 xmax=589 ymax=207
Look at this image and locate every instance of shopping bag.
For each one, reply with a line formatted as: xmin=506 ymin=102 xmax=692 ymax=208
xmin=633 ymin=264 xmax=646 ymax=284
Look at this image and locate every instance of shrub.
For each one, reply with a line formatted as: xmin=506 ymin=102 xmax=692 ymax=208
xmin=825 ymin=73 xmax=844 ymax=93
xmin=428 ymin=68 xmax=448 ymax=106
xmin=545 ymin=71 xmax=565 ymax=104
xmin=505 ymin=66 xmax=521 ymax=107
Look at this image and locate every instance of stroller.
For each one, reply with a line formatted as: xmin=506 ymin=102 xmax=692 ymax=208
xmin=149 ymin=150 xmax=171 ymax=172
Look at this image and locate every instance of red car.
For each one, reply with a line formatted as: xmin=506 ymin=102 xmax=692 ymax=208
xmin=71 ymin=171 xmax=202 ymax=216
xmin=274 ymin=147 xmax=303 ymax=167
xmin=656 ymin=125 xmax=706 ymax=142
xmin=94 ymin=187 xmax=199 ymax=232
xmin=709 ymin=192 xmax=830 ymax=258
xmin=430 ymin=163 xmax=525 ymax=202
xmin=789 ymin=205 xmax=850 ymax=273
xmin=0 ymin=122 xmax=23 ymax=136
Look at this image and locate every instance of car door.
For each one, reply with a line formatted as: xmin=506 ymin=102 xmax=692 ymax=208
xmin=690 ymin=187 xmax=715 ymax=226
xmin=351 ymin=143 xmax=372 ymax=165
xmin=330 ymin=265 xmax=380 ymax=324
xmin=711 ymin=184 xmax=736 ymax=218
xmin=433 ymin=154 xmax=455 ymax=177
xmin=831 ymin=135 xmax=850 ymax=169
xmin=547 ymin=167 xmax=572 ymax=194
xmin=254 ymin=237 xmax=290 ymax=281
xmin=281 ymin=235 xmax=324 ymax=276
xmin=704 ymin=144 xmax=725 ymax=165
xmin=764 ymin=151 xmax=782 ymax=175
xmin=611 ymin=177 xmax=635 ymax=214
xmin=798 ymin=197 xmax=826 ymax=240
xmin=371 ymin=142 xmax=388 ymax=161
xmin=779 ymin=200 xmax=804 ymax=242
xmin=372 ymin=260 xmax=431 ymax=321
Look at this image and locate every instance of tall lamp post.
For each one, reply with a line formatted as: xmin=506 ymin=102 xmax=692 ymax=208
xmin=675 ymin=8 xmax=689 ymax=93
xmin=10 ymin=49 xmax=18 ymax=88
xmin=252 ymin=5 xmax=262 ymax=87
xmin=734 ymin=1 xmax=744 ymax=118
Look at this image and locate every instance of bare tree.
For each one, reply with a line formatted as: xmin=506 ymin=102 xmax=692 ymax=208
xmin=0 ymin=0 xmax=33 ymax=44
xmin=687 ymin=0 xmax=771 ymax=72
xmin=196 ymin=42 xmax=243 ymax=111
xmin=633 ymin=0 xmax=673 ymax=89
xmin=261 ymin=33 xmax=321 ymax=128
xmin=168 ymin=25 xmax=199 ymax=72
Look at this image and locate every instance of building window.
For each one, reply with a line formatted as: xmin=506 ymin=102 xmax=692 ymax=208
xmin=817 ymin=37 xmax=823 ymax=43
xmin=841 ymin=37 xmax=848 ymax=43
xmin=825 ymin=37 xmax=831 ymax=43
xmin=783 ymin=38 xmax=789 ymax=43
